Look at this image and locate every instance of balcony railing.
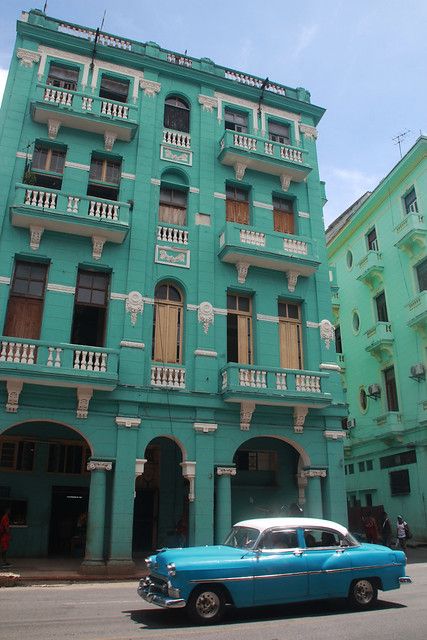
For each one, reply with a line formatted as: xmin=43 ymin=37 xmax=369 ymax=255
xmin=365 ymin=322 xmax=394 ymax=362
xmin=151 ymin=365 xmax=186 ymax=389
xmin=157 ymin=225 xmax=189 ymax=244
xmin=406 ymin=290 xmax=427 ymax=335
xmin=356 ymin=250 xmax=384 ymax=289
xmin=220 ymin=363 xmax=331 ymax=407
xmin=394 ymin=212 xmax=426 ymax=257
xmin=0 ymin=337 xmax=119 ymax=389
xmin=162 ymin=129 xmax=191 ymax=149
xmin=38 ymin=84 xmax=137 ymax=120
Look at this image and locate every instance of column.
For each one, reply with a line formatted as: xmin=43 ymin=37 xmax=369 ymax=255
xmin=81 ymin=460 xmax=112 ymax=574
xmin=323 ymin=431 xmax=348 ymax=524
xmin=193 ymin=423 xmax=216 ymax=545
xmin=304 ymin=470 xmax=326 ymax=518
xmin=215 ymin=466 xmax=236 ymax=544
xmin=181 ymin=461 xmax=196 ymax=546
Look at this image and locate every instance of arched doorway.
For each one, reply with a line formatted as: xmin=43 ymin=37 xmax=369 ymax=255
xmin=133 ymin=436 xmax=188 ymax=554
xmin=231 ymin=436 xmax=305 ymax=523
xmin=0 ymin=421 xmax=92 ymax=557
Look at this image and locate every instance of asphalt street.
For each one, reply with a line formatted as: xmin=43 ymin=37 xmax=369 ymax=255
xmin=1 ymin=558 xmax=425 ymax=640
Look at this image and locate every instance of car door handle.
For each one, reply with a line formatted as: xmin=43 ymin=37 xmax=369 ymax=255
xmin=293 ymin=549 xmax=304 ymax=556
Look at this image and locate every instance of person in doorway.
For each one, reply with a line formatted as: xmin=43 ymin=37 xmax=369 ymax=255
xmin=0 ymin=507 xmax=12 ymax=568
xmin=396 ymin=515 xmax=410 ymax=549
xmin=175 ymin=518 xmax=188 ymax=547
xmin=363 ymin=511 xmax=379 ymax=543
xmin=381 ymin=511 xmax=392 ymax=547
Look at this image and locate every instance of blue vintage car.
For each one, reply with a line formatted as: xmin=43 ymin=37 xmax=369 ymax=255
xmin=137 ymin=517 xmax=411 ymax=624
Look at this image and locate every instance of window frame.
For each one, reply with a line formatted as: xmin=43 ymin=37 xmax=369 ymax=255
xmin=268 ymin=119 xmax=291 ymax=145
xmin=403 ymin=187 xmax=418 ymax=214
xmin=46 ymin=62 xmax=79 ymax=91
xmin=226 ymin=185 xmax=250 ymax=225
xmin=99 ymin=74 xmax=130 ymax=103
xmin=366 ymin=227 xmax=378 ymax=251
xmin=0 ymin=438 xmax=36 ymax=472
xmin=375 ymin=291 xmax=389 ymax=322
xmin=158 ymin=186 xmax=188 ymax=226
xmin=226 ymin=292 xmax=253 ymax=364
xmin=272 ymin=196 xmax=295 ymax=234
xmin=47 ymin=440 xmax=90 ymax=475
xmin=152 ymin=282 xmax=184 ymax=364
xmin=164 ymin=95 xmax=190 ymax=133
xmin=224 ymin=107 xmax=249 ymax=133
xmin=10 ymin=260 xmax=48 ymax=300
xmin=278 ymin=300 xmax=303 ymax=369
xmin=416 ymin=258 xmax=427 ymax=292
xmin=384 ymin=365 xmax=399 ymax=412
xmin=390 ymin=469 xmax=410 ymax=496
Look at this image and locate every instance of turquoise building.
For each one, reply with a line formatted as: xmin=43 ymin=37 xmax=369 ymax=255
xmin=0 ymin=9 xmax=346 ymax=573
xmin=327 ymin=137 xmax=427 ymax=541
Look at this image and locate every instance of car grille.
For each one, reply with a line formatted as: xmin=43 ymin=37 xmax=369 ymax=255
xmin=150 ymin=574 xmax=168 ymax=595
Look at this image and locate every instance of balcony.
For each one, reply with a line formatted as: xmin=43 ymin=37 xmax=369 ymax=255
xmin=376 ymin=412 xmax=404 ymax=443
xmin=337 ymin=354 xmax=345 ymax=372
xmin=220 ymin=363 xmax=331 ymax=408
xmin=406 ymin=290 xmax=427 ymax=337
xmin=150 ymin=365 xmax=186 ymax=389
xmin=11 ymin=183 xmax=130 ymax=258
xmin=356 ymin=251 xmax=384 ymax=290
xmin=218 ymin=130 xmax=311 ymax=190
xmin=394 ymin=212 xmax=426 ymax=258
xmin=218 ymin=223 xmax=319 ymax=289
xmin=31 ymin=84 xmax=138 ymax=149
xmin=365 ymin=322 xmax=394 ymax=362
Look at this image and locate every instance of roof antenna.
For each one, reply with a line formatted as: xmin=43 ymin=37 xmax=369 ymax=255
xmin=43 ymin=2 xmax=48 ymax=12
xmin=392 ymin=129 xmax=410 ymax=159
xmin=258 ymin=77 xmax=269 ymax=116
xmin=90 ymin=10 xmax=106 ymax=71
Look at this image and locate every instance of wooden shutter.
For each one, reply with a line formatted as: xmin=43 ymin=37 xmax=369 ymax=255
xmin=3 ymin=297 xmax=43 ymax=340
xmin=237 ymin=315 xmax=252 ymax=364
xmin=154 ymin=303 xmax=181 ymax=363
xmin=274 ymin=209 xmax=294 ymax=234
xmin=279 ymin=320 xmax=302 ymax=369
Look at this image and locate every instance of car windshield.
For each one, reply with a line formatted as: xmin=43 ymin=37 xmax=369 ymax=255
xmin=223 ymin=526 xmax=260 ymax=549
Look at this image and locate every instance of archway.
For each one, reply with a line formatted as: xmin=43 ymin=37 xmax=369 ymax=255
xmin=0 ymin=420 xmax=92 ymax=557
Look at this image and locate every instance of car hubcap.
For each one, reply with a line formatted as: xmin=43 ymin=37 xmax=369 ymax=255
xmin=195 ymin=591 xmax=220 ymax=618
xmin=354 ymin=580 xmax=373 ymax=604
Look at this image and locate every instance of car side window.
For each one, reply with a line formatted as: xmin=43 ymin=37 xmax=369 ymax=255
xmin=303 ymin=528 xmax=341 ymax=548
xmin=259 ymin=529 xmax=298 ymax=549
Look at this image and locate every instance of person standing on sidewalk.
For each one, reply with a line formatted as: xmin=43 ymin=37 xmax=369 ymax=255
xmin=396 ymin=515 xmax=410 ymax=549
xmin=381 ymin=511 xmax=392 ymax=547
xmin=0 ymin=507 xmax=12 ymax=568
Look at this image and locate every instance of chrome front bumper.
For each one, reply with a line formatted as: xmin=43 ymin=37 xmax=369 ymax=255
xmin=399 ymin=576 xmax=412 ymax=584
xmin=137 ymin=578 xmax=186 ymax=609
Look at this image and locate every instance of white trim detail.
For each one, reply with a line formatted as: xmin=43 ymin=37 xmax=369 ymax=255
xmin=142 ymin=297 xmax=154 ymax=305
xmin=187 ymin=304 xmax=198 ymax=311
xmin=198 ymin=95 xmax=219 ymax=112
xmin=126 ymin=291 xmax=144 ymax=325
xmin=180 ymin=461 xmax=196 ymax=502
xmin=299 ymin=124 xmax=318 ymax=140
xmin=216 ymin=466 xmax=237 ymax=476
xmin=319 ymin=363 xmax=341 ymax=371
xmin=17 ymin=48 xmax=41 ymax=67
xmin=214 ymin=192 xmax=226 ymax=200
xmin=189 ymin=186 xmax=200 ymax=193
xmin=298 ymin=211 xmax=310 ymax=218
xmin=194 ymin=349 xmax=218 ymax=357
xmin=87 ymin=460 xmax=113 ymax=472
xmin=253 ymin=201 xmax=274 ymax=210
xmin=121 ymin=172 xmax=136 ymax=180
xmin=257 ymin=314 xmax=279 ymax=323
xmin=37 ymin=46 xmax=91 ymax=86
xmin=0 ymin=276 xmax=11 ymax=285
xmin=139 ymin=78 xmax=161 ymax=97
xmin=111 ymin=292 xmax=128 ymax=301
xmin=306 ymin=321 xmax=319 ymax=328
xmin=120 ymin=340 xmax=145 ymax=349
xmin=46 ymin=283 xmax=76 ymax=294
xmin=115 ymin=416 xmax=141 ymax=429
xmin=16 ymin=151 xmax=31 ymax=160
xmin=302 ymin=468 xmax=327 ymax=478
xmin=151 ymin=178 xmax=161 ymax=186
xmin=214 ymin=307 xmax=228 ymax=316
xmin=65 ymin=161 xmax=90 ymax=171
xmin=193 ymin=422 xmax=218 ymax=433
xmin=324 ymin=430 xmax=347 ymax=440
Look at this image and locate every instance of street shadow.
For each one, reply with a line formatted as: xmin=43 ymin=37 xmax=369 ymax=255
xmin=124 ymin=598 xmax=405 ymax=630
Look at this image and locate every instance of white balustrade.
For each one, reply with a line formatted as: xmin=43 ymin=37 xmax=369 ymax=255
xmin=88 ymin=200 xmax=119 ymax=220
xmin=233 ymin=134 xmax=257 ymax=151
xmin=47 ymin=346 xmax=62 ymax=368
xmin=239 ymin=368 xmax=266 ymax=388
xmin=224 ymin=70 xmax=286 ymax=95
xmin=151 ymin=365 xmax=186 ymax=389
xmin=167 ymin=53 xmax=192 ymax=67
xmin=280 ymin=146 xmax=303 ymax=163
xmin=73 ymin=350 xmax=107 ymax=372
xmin=0 ymin=341 xmax=36 ymax=364
xmin=81 ymin=96 xmax=93 ymax=111
xmin=101 ymin=101 xmax=129 ymax=119
xmin=25 ymin=189 xmax=57 ymax=209
xmin=264 ymin=142 xmax=274 ymax=155
xmin=59 ymin=23 xmax=132 ymax=50
xmin=295 ymin=374 xmax=321 ymax=393
xmin=221 ymin=370 xmax=228 ymax=390
xmin=408 ymin=200 xmax=418 ymax=213
xmin=240 ymin=229 xmax=266 ymax=247
xmin=157 ymin=225 xmax=189 ymax=244
xmin=276 ymin=372 xmax=287 ymax=390
xmin=67 ymin=196 xmax=80 ymax=213
xmin=283 ymin=238 xmax=308 ymax=255
xmin=44 ymin=87 xmax=73 ymax=106
xmin=163 ymin=129 xmax=191 ymax=148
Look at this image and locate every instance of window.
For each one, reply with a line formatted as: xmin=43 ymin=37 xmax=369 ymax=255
xmin=359 ymin=388 xmax=368 ymax=411
xmin=416 ymin=258 xmax=427 ymax=292
xmin=366 ymin=459 xmax=373 ymax=471
xmin=46 ymin=63 xmax=78 ymax=91
xmin=99 ymin=75 xmax=129 ymax=103
xmin=31 ymin=144 xmax=66 ymax=189
xmin=404 ymin=188 xmax=417 ymax=214
xmin=71 ymin=270 xmax=110 ymax=347
xmin=366 ymin=227 xmax=378 ymax=251
xmin=224 ymin=108 xmax=248 ymax=133
xmin=152 ymin=283 xmax=184 ymax=364
xmin=226 ymin=186 xmax=249 ymax=224
xmin=260 ymin=529 xmax=298 ymax=549
xmin=235 ymin=450 xmax=276 ymax=471
xmin=346 ymin=250 xmax=353 ymax=269
xmin=348 ymin=463 xmax=354 ymax=474
xmin=384 ymin=366 xmax=399 ymax=411
xmin=380 ymin=450 xmax=416 ymax=469
xmin=335 ymin=325 xmax=342 ymax=354
xmin=47 ymin=443 xmax=89 ymax=474
xmin=278 ymin=301 xmax=303 ymax=369
xmin=227 ymin=293 xmax=253 ymax=364
xmin=365 ymin=493 xmax=373 ymax=507
xmin=0 ymin=499 xmax=28 ymax=525
xmin=303 ymin=528 xmax=349 ymax=548
xmin=269 ymin=120 xmax=290 ymax=144
xmin=0 ymin=439 xmax=35 ymax=471
xmin=375 ymin=291 xmax=389 ymax=322
xmin=273 ymin=197 xmax=294 ymax=234
xmin=87 ymin=156 xmax=121 ymax=201
xmin=159 ymin=187 xmax=187 ymax=226
xmin=390 ymin=469 xmax=410 ymax=495
xmin=352 ymin=311 xmax=360 ymax=332
xmin=358 ymin=461 xmax=365 ymax=472
xmin=3 ymin=261 xmax=48 ymax=340
xmin=164 ymin=96 xmax=190 ymax=132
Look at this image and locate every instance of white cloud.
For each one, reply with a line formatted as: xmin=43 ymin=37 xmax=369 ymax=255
xmin=293 ymin=24 xmax=319 ymax=58
xmin=0 ymin=68 xmax=8 ymax=108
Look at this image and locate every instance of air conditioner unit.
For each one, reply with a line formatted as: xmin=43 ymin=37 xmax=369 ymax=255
xmin=367 ymin=383 xmax=381 ymax=398
xmin=410 ymin=363 xmax=426 ymax=380
xmin=347 ymin=418 xmax=356 ymax=429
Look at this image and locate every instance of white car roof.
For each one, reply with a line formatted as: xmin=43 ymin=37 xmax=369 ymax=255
xmin=234 ymin=517 xmax=350 ymax=537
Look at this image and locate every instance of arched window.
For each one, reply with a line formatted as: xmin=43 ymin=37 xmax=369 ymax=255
xmin=164 ymin=96 xmax=190 ymax=133
xmin=152 ymin=283 xmax=184 ymax=364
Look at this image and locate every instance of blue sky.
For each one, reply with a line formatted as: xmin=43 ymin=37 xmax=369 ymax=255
xmin=0 ymin=0 xmax=426 ymax=225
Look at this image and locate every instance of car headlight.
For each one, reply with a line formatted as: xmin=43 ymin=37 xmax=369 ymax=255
xmin=167 ymin=562 xmax=176 ymax=577
xmin=145 ymin=557 xmax=153 ymax=569
xmin=167 ymin=581 xmax=180 ymax=598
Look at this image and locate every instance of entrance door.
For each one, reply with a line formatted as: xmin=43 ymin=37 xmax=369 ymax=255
xmin=48 ymin=486 xmax=89 ymax=556
xmin=133 ymin=488 xmax=159 ymax=553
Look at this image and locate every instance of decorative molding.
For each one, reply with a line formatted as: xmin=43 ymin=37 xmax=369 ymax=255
xmin=115 ymin=416 xmax=141 ymax=429
xmin=47 ymin=119 xmax=61 ymax=140
xmin=320 ymin=363 xmax=341 ymax=372
xmin=298 ymin=211 xmax=310 ymax=218
xmin=29 ymin=225 xmax=43 ymax=251
xmin=16 ymin=48 xmax=40 ymax=67
xmin=236 ymin=261 xmax=249 ymax=284
xmin=286 ymin=271 xmax=298 ymax=292
xmin=160 ymin=145 xmax=193 ymax=166
xmin=299 ymin=123 xmax=318 ymax=140
xmin=306 ymin=321 xmax=319 ymax=328
xmin=142 ymin=296 xmax=155 ymax=305
xmin=110 ymin=292 xmax=128 ymax=300
xmin=120 ymin=340 xmax=145 ymax=349
xmin=121 ymin=172 xmax=136 ymax=180
xmin=293 ymin=406 xmax=308 ymax=433
xmin=257 ymin=314 xmax=279 ymax=323
xmin=16 ymin=151 xmax=31 ymax=160
xmin=253 ymin=201 xmax=274 ymax=210
xmin=280 ymin=175 xmax=292 ymax=191
xmin=104 ymin=131 xmax=117 ymax=152
xmin=151 ymin=178 xmax=161 ymax=186
xmin=155 ymin=245 xmax=190 ymax=269
xmin=92 ymin=236 xmax=106 ymax=260
xmin=5 ymin=380 xmax=23 ymax=413
xmin=87 ymin=460 xmax=113 ymax=472
xmin=324 ymin=430 xmax=347 ymax=441
xmin=213 ymin=307 xmax=228 ymax=316
xmin=198 ymin=301 xmax=214 ymax=334
xmin=189 ymin=186 xmax=200 ymax=193
xmin=198 ymin=95 xmax=219 ymax=112
xmin=64 ymin=161 xmax=90 ymax=171
xmin=214 ymin=192 xmax=226 ymax=200
xmin=193 ymin=422 xmax=218 ymax=433
xmin=37 ymin=45 xmax=91 ymax=86
xmin=320 ymin=319 xmax=335 ymax=349
xmin=302 ymin=468 xmax=327 ymax=478
xmin=180 ymin=461 xmax=196 ymax=502
xmin=139 ymin=78 xmax=161 ymax=96
xmin=216 ymin=466 xmax=237 ymax=476
xmin=47 ymin=283 xmax=75 ymax=294
xmin=194 ymin=349 xmax=217 ymax=357
xmin=240 ymin=401 xmax=255 ymax=431
xmin=0 ymin=276 xmax=11 ymax=285
xmin=234 ymin=162 xmax=247 ymax=181
xmin=125 ymin=291 xmax=144 ymax=326
xmin=135 ymin=458 xmax=147 ymax=477
xmin=76 ymin=387 xmax=93 ymax=419
xmin=187 ymin=304 xmax=198 ymax=311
